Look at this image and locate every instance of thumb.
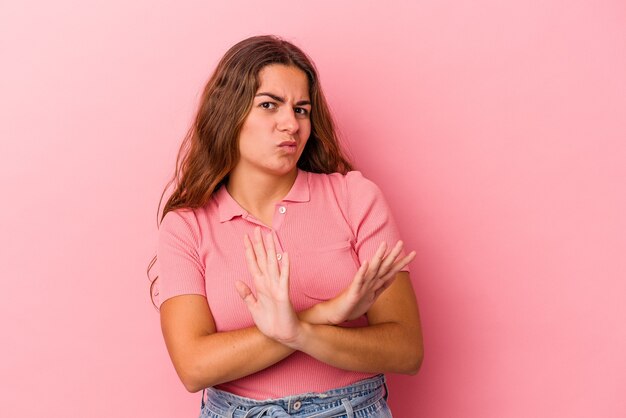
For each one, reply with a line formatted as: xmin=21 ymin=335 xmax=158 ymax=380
xmin=235 ymin=280 xmax=256 ymax=306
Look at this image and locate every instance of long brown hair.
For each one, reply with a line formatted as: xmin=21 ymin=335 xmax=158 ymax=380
xmin=147 ymin=35 xmax=353 ymax=308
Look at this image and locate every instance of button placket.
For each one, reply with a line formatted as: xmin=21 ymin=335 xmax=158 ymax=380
xmin=269 ymin=229 xmax=284 ymax=263
xmin=272 ymin=203 xmax=287 ymax=231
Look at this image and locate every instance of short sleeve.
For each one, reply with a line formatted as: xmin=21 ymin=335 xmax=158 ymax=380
xmin=155 ymin=209 xmax=206 ymax=308
xmin=345 ymin=171 xmax=411 ymax=273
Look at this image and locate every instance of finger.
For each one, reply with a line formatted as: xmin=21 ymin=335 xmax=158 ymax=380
xmin=235 ymin=280 xmax=257 ymax=306
xmin=264 ymin=231 xmax=280 ymax=280
xmin=279 ymin=251 xmax=290 ymax=291
xmin=243 ymin=234 xmax=263 ymax=277
xmin=374 ymin=277 xmax=396 ymax=298
xmin=352 ymin=260 xmax=369 ymax=289
xmin=377 ymin=240 xmax=405 ymax=277
xmin=365 ymin=242 xmax=388 ymax=279
xmin=392 ymin=250 xmax=416 ymax=272
xmin=372 ymin=270 xmax=398 ymax=293
xmin=252 ymin=227 xmax=268 ymax=273
xmin=375 ymin=250 xmax=417 ymax=287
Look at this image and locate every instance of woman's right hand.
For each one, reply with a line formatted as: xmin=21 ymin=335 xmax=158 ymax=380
xmin=235 ymin=227 xmax=304 ymax=346
xmin=321 ymin=241 xmax=416 ymax=325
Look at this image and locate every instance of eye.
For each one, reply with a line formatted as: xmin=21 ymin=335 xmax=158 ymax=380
xmin=259 ymin=102 xmax=277 ymax=110
xmin=295 ymin=107 xmax=310 ymax=117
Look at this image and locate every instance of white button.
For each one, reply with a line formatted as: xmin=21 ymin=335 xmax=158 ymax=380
xmin=276 ymin=253 xmax=282 ymax=261
xmin=293 ymin=400 xmax=302 ymax=410
xmin=278 ymin=206 xmax=286 ymax=214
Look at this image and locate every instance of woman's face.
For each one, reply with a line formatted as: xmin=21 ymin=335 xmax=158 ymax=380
xmin=234 ymin=64 xmax=312 ymax=178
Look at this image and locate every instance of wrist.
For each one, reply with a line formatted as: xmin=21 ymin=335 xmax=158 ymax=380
xmin=322 ymin=298 xmax=345 ymax=325
xmin=299 ymin=301 xmax=334 ymax=325
xmin=281 ymin=320 xmax=312 ymax=351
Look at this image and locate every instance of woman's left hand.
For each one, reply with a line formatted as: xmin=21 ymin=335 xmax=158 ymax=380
xmin=321 ymin=240 xmax=416 ymax=325
xmin=235 ymin=227 xmax=303 ymax=346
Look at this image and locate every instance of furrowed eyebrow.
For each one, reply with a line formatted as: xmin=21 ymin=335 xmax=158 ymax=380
xmin=255 ymin=92 xmax=311 ymax=106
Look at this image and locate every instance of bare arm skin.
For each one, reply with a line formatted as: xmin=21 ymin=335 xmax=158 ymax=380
xmin=238 ymin=229 xmax=423 ymax=375
xmin=288 ymin=272 xmax=423 ymax=374
xmin=160 ymin=228 xmax=423 ymax=392
xmin=160 ymin=294 xmax=328 ymax=393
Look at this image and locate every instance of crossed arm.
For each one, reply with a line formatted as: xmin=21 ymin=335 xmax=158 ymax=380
xmin=160 ymin=228 xmax=424 ymax=393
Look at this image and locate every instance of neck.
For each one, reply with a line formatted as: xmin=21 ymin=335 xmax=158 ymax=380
xmin=226 ymin=167 xmax=299 ymax=214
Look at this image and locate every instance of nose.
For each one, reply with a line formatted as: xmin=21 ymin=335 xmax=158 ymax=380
xmin=277 ymin=108 xmax=299 ymax=134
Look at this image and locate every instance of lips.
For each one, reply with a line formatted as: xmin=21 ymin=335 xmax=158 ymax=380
xmin=278 ymin=141 xmax=297 ymax=147
xmin=278 ymin=140 xmax=298 ymax=154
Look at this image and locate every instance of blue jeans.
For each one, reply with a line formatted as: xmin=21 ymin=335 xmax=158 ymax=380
xmin=199 ymin=374 xmax=392 ymax=417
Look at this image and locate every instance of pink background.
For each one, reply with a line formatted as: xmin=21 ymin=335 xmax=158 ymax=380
xmin=1 ymin=1 xmax=625 ymax=417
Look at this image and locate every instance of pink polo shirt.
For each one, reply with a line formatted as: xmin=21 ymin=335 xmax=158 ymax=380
xmin=155 ymin=169 xmax=410 ymax=399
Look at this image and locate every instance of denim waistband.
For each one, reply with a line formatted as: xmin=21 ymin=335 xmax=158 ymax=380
xmin=201 ymin=374 xmax=388 ymax=418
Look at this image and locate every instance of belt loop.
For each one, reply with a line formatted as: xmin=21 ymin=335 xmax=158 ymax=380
xmin=341 ymin=398 xmax=355 ymax=418
xmin=227 ymin=403 xmax=238 ymax=418
xmin=383 ymin=376 xmax=390 ymax=402
xmin=201 ymin=388 xmax=206 ymax=409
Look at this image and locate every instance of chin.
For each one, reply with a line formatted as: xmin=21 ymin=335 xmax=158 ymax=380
xmin=265 ymin=164 xmax=298 ymax=177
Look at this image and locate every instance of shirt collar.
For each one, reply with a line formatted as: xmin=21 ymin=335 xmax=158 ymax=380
xmin=282 ymin=168 xmax=310 ymax=203
xmin=217 ymin=169 xmax=310 ymax=223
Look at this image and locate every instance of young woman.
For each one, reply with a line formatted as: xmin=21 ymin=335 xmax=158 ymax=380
xmin=149 ymin=35 xmax=423 ymax=417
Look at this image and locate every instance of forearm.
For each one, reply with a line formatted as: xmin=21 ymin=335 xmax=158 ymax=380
xmin=290 ymin=320 xmax=423 ymax=375
xmin=230 ymin=229 xmax=422 ymax=378
xmin=185 ymin=325 xmax=289 ymax=391
xmin=182 ymin=303 xmax=330 ymax=392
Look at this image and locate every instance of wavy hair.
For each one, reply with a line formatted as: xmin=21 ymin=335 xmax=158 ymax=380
xmin=147 ymin=35 xmax=353 ymax=308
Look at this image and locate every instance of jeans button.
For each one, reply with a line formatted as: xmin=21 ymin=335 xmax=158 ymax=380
xmin=293 ymin=400 xmax=302 ymax=410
